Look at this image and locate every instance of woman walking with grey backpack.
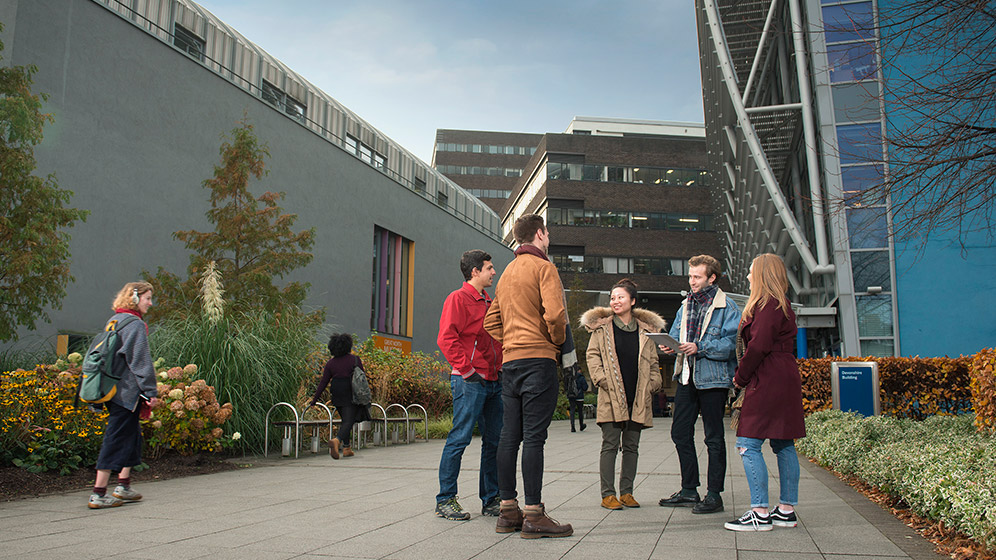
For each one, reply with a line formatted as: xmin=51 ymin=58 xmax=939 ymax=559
xmin=88 ymin=282 xmax=160 ymax=509
xmin=308 ymin=334 xmax=371 ymax=459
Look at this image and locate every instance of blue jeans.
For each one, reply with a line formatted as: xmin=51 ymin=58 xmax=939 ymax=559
xmin=497 ymin=358 xmax=559 ymax=505
xmin=736 ymin=437 xmax=800 ymax=508
xmin=436 ymin=376 xmax=503 ymax=505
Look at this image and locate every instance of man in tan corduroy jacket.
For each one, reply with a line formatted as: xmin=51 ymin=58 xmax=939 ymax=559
xmin=483 ymin=213 xmax=573 ymax=539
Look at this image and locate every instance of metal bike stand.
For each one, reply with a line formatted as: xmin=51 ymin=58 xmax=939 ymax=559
xmin=406 ymin=403 xmax=428 ymax=442
xmin=264 ymin=402 xmax=299 ymax=458
xmin=385 ymin=403 xmax=409 ymax=445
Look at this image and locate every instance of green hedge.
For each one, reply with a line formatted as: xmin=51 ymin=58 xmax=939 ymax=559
xmin=798 ymin=409 xmax=996 ymax=550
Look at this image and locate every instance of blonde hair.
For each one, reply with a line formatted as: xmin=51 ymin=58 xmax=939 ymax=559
xmin=742 ymin=254 xmax=790 ymax=321
xmin=111 ymin=282 xmax=154 ymax=311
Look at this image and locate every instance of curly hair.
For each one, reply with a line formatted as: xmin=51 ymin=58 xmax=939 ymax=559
xmin=327 ymin=333 xmax=354 ymax=357
xmin=111 ymin=282 xmax=153 ymax=311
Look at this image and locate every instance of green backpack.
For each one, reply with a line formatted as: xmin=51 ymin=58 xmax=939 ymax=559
xmin=77 ymin=315 xmax=139 ymax=404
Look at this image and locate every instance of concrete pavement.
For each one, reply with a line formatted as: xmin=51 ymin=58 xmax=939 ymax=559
xmin=0 ymin=418 xmax=944 ymax=559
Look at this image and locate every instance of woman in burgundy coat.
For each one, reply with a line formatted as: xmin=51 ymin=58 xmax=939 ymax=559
xmin=724 ymin=254 xmax=805 ymax=532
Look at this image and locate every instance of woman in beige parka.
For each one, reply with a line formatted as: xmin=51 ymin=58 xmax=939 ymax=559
xmin=581 ymin=278 xmax=665 ymax=510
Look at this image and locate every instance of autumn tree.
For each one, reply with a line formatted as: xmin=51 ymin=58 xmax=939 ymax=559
xmin=0 ymin=25 xmax=89 ymax=341
xmin=144 ymin=118 xmax=320 ymax=323
xmin=838 ymin=1 xmax=996 ymax=243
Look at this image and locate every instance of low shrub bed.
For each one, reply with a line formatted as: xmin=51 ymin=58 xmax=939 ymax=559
xmin=798 ymin=409 xmax=996 ymax=552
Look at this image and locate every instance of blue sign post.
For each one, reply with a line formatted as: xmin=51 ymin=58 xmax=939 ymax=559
xmin=831 ymin=362 xmax=880 ymax=417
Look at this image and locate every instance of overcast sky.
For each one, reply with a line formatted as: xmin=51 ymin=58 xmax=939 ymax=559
xmin=195 ymin=0 xmax=705 ymax=163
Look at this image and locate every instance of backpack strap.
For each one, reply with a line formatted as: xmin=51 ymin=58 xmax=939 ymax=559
xmin=106 ymin=314 xmax=140 ymax=333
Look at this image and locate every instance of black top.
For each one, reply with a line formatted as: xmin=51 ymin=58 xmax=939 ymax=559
xmin=310 ymin=355 xmax=363 ymax=408
xmin=613 ymin=322 xmax=640 ymax=413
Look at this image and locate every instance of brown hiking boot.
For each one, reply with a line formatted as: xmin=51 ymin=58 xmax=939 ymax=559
xmin=342 ymin=447 xmax=354 ymax=457
xmin=522 ymin=504 xmax=573 ymax=539
xmin=495 ymin=500 xmax=524 ymax=533
xmin=329 ymin=437 xmax=340 ymax=460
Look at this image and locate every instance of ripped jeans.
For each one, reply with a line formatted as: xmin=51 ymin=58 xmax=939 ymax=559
xmin=735 ymin=437 xmax=799 ymax=508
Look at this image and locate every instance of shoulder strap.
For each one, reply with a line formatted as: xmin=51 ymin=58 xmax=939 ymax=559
xmin=106 ymin=314 xmax=140 ymax=332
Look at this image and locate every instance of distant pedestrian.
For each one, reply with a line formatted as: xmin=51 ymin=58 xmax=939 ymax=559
xmin=88 ymin=282 xmax=160 ymax=509
xmin=563 ymin=364 xmax=588 ymax=432
xmin=309 ymin=334 xmax=370 ymax=459
xmin=581 ymin=278 xmax=664 ymax=510
xmin=724 ymin=254 xmax=805 ymax=532
xmin=484 ymin=213 xmax=573 ymax=538
xmin=434 ymin=250 xmax=503 ymax=521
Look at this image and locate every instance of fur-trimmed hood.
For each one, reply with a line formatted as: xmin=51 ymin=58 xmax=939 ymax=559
xmin=579 ymin=306 xmax=666 ymax=333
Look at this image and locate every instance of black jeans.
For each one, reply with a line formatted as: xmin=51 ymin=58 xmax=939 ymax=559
xmin=670 ymin=379 xmax=728 ymax=493
xmin=497 ymin=357 xmax=559 ymax=505
xmin=568 ymin=399 xmax=585 ymax=429
xmin=337 ymin=403 xmax=359 ymax=447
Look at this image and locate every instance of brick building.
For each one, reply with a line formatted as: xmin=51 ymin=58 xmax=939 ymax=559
xmin=432 ymin=129 xmax=542 ymax=213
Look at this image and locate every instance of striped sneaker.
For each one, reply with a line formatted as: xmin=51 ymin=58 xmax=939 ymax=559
xmin=724 ymin=509 xmax=773 ymax=532
xmin=770 ymin=506 xmax=798 ymax=527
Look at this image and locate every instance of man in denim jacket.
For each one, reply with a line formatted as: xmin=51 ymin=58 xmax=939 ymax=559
xmin=658 ymin=255 xmax=741 ymax=514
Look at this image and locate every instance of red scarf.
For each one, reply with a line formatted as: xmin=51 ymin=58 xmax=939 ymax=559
xmin=114 ymin=308 xmax=148 ymax=333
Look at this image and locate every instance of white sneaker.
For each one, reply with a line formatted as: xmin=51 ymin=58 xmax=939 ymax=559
xmin=112 ymin=485 xmax=142 ymax=501
xmin=88 ymin=493 xmax=123 ymax=509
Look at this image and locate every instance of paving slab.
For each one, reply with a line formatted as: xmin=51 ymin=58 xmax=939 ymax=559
xmin=0 ymin=418 xmax=946 ymax=560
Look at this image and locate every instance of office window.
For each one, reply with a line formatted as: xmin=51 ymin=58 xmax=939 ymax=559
xmin=847 ymin=207 xmax=889 ymax=248
xmin=261 ymin=80 xmax=307 ymax=122
xmin=828 ymin=41 xmax=877 ymax=82
xmin=414 ymin=177 xmax=426 ymax=194
xmin=371 ymin=227 xmax=414 ymax=337
xmin=436 ymin=189 xmax=449 ymax=207
xmin=837 ymin=123 xmax=882 ymax=165
xmin=832 ymin=82 xmax=881 ymax=123
xmin=602 ymin=257 xmax=632 ymax=274
xmin=346 ymin=135 xmax=359 ymax=156
xmin=822 ymin=3 xmax=874 ymax=43
xmin=851 ymin=250 xmax=891 ymax=292
xmin=860 ymin=339 xmax=894 ymax=357
xmin=173 ymin=24 xmax=205 ymax=61
xmin=841 ymin=164 xmax=885 ymax=206
xmin=856 ymin=294 xmax=893 ymax=337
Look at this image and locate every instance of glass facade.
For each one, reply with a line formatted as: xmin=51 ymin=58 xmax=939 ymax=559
xmin=436 ymin=143 xmax=536 ymax=156
xmin=546 ymin=162 xmax=708 ymax=187
xmin=436 ymin=164 xmax=522 ymax=177
xmin=823 ymin=0 xmax=897 ymax=356
xmin=550 ymin=253 xmax=690 ymax=276
xmin=547 ymin=207 xmax=714 ymax=232
xmin=371 ymin=226 xmax=414 ymax=337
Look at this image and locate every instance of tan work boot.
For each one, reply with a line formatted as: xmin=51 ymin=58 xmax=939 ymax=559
xmin=342 ymin=447 xmax=354 ymax=457
xmin=495 ymin=500 xmax=524 ymax=533
xmin=522 ymin=504 xmax=573 ymax=539
xmin=329 ymin=437 xmax=340 ymax=460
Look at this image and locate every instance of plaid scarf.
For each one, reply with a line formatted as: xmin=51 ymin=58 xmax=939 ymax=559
xmin=686 ymin=284 xmax=718 ymax=342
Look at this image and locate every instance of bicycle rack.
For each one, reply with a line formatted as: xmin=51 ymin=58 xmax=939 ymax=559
xmin=264 ymin=402 xmax=299 ymax=458
xmin=406 ymin=403 xmax=428 ymax=441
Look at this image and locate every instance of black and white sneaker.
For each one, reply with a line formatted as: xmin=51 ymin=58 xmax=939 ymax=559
xmin=770 ymin=506 xmax=798 ymax=527
xmin=724 ymin=510 xmax=773 ymax=532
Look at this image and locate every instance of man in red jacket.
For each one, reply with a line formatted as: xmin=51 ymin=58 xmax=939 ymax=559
xmin=435 ymin=250 xmax=504 ymax=521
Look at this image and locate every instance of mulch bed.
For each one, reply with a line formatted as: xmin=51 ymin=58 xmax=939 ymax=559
xmin=824 ymin=465 xmax=994 ymax=560
xmin=0 ymin=453 xmax=244 ymax=502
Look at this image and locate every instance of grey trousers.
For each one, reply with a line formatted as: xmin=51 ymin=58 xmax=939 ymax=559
xmin=599 ymin=422 xmax=642 ymax=497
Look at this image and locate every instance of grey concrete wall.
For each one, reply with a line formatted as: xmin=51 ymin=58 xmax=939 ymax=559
xmin=4 ymin=0 xmax=512 ymax=354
